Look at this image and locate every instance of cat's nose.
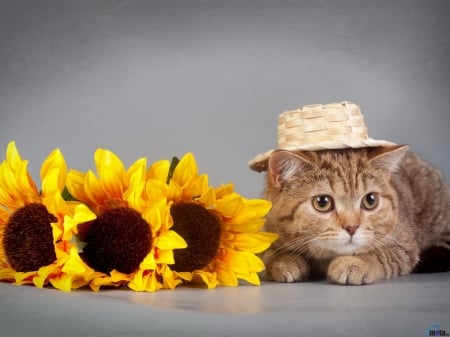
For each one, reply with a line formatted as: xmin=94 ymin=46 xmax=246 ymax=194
xmin=345 ymin=225 xmax=359 ymax=236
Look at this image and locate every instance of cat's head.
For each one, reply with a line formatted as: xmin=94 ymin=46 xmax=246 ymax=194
xmin=264 ymin=146 xmax=409 ymax=258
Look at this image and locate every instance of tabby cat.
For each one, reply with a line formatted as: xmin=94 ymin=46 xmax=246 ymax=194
xmin=263 ymin=146 xmax=450 ymax=285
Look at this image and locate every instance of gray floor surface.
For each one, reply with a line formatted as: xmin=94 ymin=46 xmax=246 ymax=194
xmin=1 ymin=272 xmax=449 ymax=337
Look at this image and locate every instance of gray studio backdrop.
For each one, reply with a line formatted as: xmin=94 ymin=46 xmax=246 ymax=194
xmin=1 ymin=0 xmax=449 ymax=199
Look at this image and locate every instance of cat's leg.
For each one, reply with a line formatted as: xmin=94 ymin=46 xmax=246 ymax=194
xmin=263 ymin=249 xmax=310 ymax=282
xmin=327 ymin=246 xmax=419 ymax=285
xmin=327 ymin=256 xmax=377 ymax=285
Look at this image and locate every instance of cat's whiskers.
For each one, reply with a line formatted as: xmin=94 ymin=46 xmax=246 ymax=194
xmin=261 ymin=146 xmax=450 ymax=281
xmin=303 ymin=239 xmax=328 ymax=261
xmin=361 ymin=233 xmax=399 ymax=256
xmin=270 ymin=233 xmax=319 ymax=260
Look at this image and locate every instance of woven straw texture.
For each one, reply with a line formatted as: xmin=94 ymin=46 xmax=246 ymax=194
xmin=249 ymin=101 xmax=395 ymax=172
xmin=278 ymin=102 xmax=367 ymax=149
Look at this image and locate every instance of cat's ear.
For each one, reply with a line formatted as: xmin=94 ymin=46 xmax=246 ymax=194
xmin=369 ymin=145 xmax=410 ymax=172
xmin=268 ymin=150 xmax=314 ymax=187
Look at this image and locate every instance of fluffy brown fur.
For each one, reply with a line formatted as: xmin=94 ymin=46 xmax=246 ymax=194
xmin=262 ymin=146 xmax=450 ymax=285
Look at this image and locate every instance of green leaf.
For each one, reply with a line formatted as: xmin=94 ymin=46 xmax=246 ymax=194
xmin=70 ymin=235 xmax=87 ymax=253
xmin=166 ymin=156 xmax=180 ymax=184
xmin=61 ymin=186 xmax=78 ymax=201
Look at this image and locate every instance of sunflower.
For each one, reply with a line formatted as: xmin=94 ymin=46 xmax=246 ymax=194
xmin=65 ymin=148 xmax=187 ymax=292
xmin=0 ymin=141 xmax=97 ymax=291
xmin=161 ymin=153 xmax=278 ymax=288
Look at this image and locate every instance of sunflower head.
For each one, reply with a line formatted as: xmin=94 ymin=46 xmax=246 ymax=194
xmin=164 ymin=153 xmax=279 ymax=288
xmin=0 ymin=143 xmax=277 ymax=292
xmin=81 ymin=206 xmax=152 ymax=274
xmin=170 ymin=202 xmax=221 ymax=272
xmin=66 ymin=148 xmax=187 ymax=292
xmin=0 ymin=141 xmax=97 ymax=291
xmin=3 ymin=203 xmax=57 ymax=272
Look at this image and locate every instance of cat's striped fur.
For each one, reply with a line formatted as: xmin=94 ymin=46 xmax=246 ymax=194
xmin=263 ymin=146 xmax=450 ymax=284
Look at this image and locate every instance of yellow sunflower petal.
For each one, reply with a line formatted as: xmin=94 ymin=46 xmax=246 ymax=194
xmin=145 ymin=179 xmax=169 ymax=203
xmin=40 ymin=149 xmax=66 ymax=191
xmin=154 ymin=248 xmax=175 ymax=265
xmin=41 ymin=168 xmax=68 ymax=216
xmin=155 ymin=230 xmax=187 ymax=250
xmin=127 ymin=157 xmax=147 ymax=187
xmin=167 ymin=179 xmax=183 ymax=202
xmin=231 ymin=232 xmax=279 ymax=253
xmin=175 ymin=271 xmax=193 ymax=281
xmin=66 ymin=170 xmax=89 ymax=202
xmin=192 ymin=270 xmax=218 ymax=289
xmin=14 ymin=271 xmax=35 ymax=285
xmin=34 ymin=264 xmax=59 ymax=288
xmin=71 ymin=276 xmax=91 ymax=290
xmin=214 ymin=183 xmax=234 ymax=199
xmin=90 ymin=276 xmax=115 ymax=292
xmin=0 ymin=183 xmax=15 ymax=207
xmin=215 ymin=250 xmax=265 ymax=286
xmin=110 ymin=270 xmax=132 ymax=283
xmin=226 ymin=250 xmax=251 ymax=274
xmin=100 ymin=167 xmax=124 ymax=200
xmin=62 ymin=246 xmax=90 ymax=275
xmin=94 ymin=148 xmax=126 ymax=182
xmin=49 ymin=273 xmax=73 ymax=292
xmin=241 ymin=251 xmax=266 ymax=273
xmin=230 ymin=199 xmax=272 ymax=224
xmin=5 ymin=141 xmax=23 ymax=170
xmin=183 ymin=174 xmax=208 ymax=200
xmin=226 ymin=219 xmax=266 ymax=233
xmin=4 ymin=141 xmax=38 ymax=198
xmin=172 ymin=152 xmax=198 ymax=187
xmin=147 ymin=159 xmax=170 ymax=181
xmin=128 ymin=269 xmax=161 ymax=292
xmin=161 ymin=266 xmax=183 ymax=289
xmin=84 ymin=170 xmax=107 ymax=206
xmin=216 ymin=267 xmax=238 ymax=287
xmin=216 ymin=193 xmax=244 ymax=218
xmin=0 ymin=267 xmax=15 ymax=281
xmin=235 ymin=272 xmax=261 ymax=286
xmin=63 ymin=203 xmax=96 ymax=240
xmin=142 ymin=204 xmax=162 ymax=232
xmin=0 ymin=156 xmax=37 ymax=204
xmin=51 ymin=221 xmax=63 ymax=243
xmin=140 ymin=252 xmax=157 ymax=270
xmin=124 ymin=180 xmax=146 ymax=211
xmin=0 ymin=199 xmax=11 ymax=220
xmin=198 ymin=187 xmax=216 ymax=207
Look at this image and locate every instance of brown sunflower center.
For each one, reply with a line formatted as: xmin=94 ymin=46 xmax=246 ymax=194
xmin=3 ymin=203 xmax=57 ymax=272
xmin=170 ymin=203 xmax=221 ymax=272
xmin=82 ymin=207 xmax=152 ymax=274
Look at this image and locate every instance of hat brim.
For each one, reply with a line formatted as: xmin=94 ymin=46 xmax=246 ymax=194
xmin=248 ymin=138 xmax=396 ymax=172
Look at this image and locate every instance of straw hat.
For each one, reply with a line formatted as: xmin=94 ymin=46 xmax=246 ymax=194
xmin=249 ymin=101 xmax=396 ymax=172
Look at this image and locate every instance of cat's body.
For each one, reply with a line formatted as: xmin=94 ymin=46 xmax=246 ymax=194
xmin=263 ymin=146 xmax=450 ymax=285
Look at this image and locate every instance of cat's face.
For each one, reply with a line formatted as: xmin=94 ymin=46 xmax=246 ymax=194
xmin=264 ymin=146 xmax=408 ymax=259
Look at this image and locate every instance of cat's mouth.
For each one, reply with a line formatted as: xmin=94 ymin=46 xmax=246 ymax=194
xmin=331 ymin=242 xmax=361 ymax=255
xmin=324 ymin=231 xmax=366 ymax=255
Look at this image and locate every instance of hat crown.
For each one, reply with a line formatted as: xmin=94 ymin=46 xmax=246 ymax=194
xmin=249 ymin=100 xmax=395 ymax=172
xmin=277 ymin=101 xmax=368 ymax=150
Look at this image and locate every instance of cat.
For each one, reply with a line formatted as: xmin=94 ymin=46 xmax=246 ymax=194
xmin=262 ymin=145 xmax=450 ymax=285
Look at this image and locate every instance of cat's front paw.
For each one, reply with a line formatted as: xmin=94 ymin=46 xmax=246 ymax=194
xmin=266 ymin=254 xmax=310 ymax=283
xmin=327 ymin=256 xmax=375 ymax=285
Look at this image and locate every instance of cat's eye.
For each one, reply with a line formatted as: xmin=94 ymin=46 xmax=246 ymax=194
xmin=312 ymin=195 xmax=334 ymax=212
xmin=361 ymin=193 xmax=380 ymax=210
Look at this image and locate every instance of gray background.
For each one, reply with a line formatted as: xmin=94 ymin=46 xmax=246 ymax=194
xmin=1 ymin=2 xmax=449 ymax=337
xmin=1 ymin=0 xmax=449 ymax=199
